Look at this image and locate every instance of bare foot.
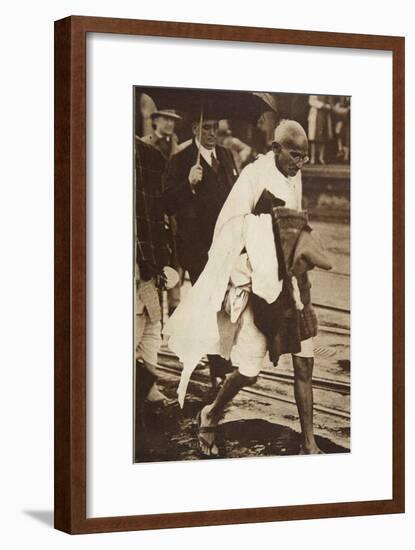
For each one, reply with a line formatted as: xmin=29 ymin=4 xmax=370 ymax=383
xmin=197 ymin=405 xmax=219 ymax=457
xmin=299 ymin=444 xmax=324 ymax=455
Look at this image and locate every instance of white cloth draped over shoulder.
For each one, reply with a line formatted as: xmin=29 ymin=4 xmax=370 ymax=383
xmin=163 ymin=151 xmax=302 ymax=407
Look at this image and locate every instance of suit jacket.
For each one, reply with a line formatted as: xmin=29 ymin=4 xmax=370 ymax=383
xmin=163 ymin=140 xmax=238 ymax=282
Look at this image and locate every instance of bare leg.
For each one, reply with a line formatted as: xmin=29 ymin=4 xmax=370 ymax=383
xmin=310 ymin=142 xmax=316 ymax=164
xmin=318 ymin=143 xmax=326 ymax=164
xmin=343 ymin=145 xmax=350 ymax=162
xmin=336 ymin=136 xmax=344 ymax=158
xmin=207 ymin=354 xmax=233 ymax=389
xmin=198 ymin=370 xmax=257 ymax=456
xmin=292 ymin=356 xmax=323 ymax=454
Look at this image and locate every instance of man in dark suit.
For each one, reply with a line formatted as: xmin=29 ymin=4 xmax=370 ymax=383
xmin=163 ymin=117 xmax=239 ymax=382
xmin=164 ymin=118 xmax=238 ymax=283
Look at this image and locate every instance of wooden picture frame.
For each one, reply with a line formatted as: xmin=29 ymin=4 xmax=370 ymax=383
xmin=54 ymin=15 xmax=405 ymax=534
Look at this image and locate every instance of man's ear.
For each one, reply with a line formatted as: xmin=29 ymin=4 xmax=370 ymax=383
xmin=191 ymin=122 xmax=199 ymax=136
xmin=271 ymin=142 xmax=281 ymax=154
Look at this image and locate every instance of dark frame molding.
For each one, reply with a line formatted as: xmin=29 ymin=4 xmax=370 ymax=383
xmin=54 ymin=15 xmax=405 ymax=534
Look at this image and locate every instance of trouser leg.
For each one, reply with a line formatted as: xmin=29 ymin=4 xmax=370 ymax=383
xmin=135 ymin=359 xmax=157 ymax=438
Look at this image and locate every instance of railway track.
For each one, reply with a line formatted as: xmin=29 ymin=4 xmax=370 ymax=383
xmin=311 ymin=268 xmax=350 ymax=316
xmin=314 ymin=301 xmax=350 ymax=315
xmin=157 ymin=348 xmax=350 ymax=420
xmin=160 ymin=271 xmax=351 ymax=420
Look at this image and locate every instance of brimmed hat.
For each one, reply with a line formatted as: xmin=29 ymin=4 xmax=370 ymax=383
xmin=150 ymin=109 xmax=182 ymax=121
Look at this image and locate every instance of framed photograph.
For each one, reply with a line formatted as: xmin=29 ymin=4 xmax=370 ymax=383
xmin=54 ymin=15 xmax=405 ymax=534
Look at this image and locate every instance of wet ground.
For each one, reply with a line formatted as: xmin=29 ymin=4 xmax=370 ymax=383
xmin=135 ymin=371 xmax=349 ymax=463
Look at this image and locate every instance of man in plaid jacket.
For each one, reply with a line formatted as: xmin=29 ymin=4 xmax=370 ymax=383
xmin=135 ymin=138 xmax=171 ymax=425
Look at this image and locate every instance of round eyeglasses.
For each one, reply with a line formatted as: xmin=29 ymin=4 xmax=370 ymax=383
xmin=277 ymin=143 xmax=310 ymax=165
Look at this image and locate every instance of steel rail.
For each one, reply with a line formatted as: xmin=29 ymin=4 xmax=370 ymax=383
xmin=156 ymin=361 xmax=350 ymax=420
xmin=159 ymin=348 xmax=350 ymax=394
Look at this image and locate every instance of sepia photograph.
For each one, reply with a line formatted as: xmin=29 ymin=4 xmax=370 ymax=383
xmin=133 ymin=85 xmax=351 ymax=463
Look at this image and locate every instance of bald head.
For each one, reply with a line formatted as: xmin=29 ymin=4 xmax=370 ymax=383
xmin=273 ymin=119 xmax=308 ymax=149
xmin=272 ymin=119 xmax=309 ymax=177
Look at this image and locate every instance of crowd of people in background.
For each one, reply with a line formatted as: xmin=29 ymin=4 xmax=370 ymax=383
xmin=137 ymin=92 xmax=351 ymax=173
xmin=307 ymin=95 xmax=350 ymax=165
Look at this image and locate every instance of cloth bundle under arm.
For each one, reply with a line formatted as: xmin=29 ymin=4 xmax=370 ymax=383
xmin=251 ymin=196 xmax=332 ymax=363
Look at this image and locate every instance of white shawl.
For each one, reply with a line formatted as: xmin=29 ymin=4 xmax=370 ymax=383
xmin=163 ymin=152 xmax=302 ymax=406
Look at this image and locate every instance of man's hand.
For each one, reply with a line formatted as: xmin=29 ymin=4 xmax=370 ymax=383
xmin=155 ymin=269 xmax=168 ymax=290
xmin=188 ymin=164 xmax=203 ymax=188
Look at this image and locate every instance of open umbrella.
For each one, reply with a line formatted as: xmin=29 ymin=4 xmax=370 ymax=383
xmin=138 ymin=86 xmax=277 ymax=124
xmin=137 ymin=86 xmax=278 ymax=162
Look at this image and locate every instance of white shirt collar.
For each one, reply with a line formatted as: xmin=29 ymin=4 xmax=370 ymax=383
xmin=155 ymin=130 xmax=170 ymax=142
xmin=195 ymin=138 xmax=217 ymax=165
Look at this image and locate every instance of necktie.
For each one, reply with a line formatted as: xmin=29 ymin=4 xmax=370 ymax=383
xmin=158 ymin=137 xmax=171 ymax=160
xmin=211 ymin=152 xmax=220 ymax=174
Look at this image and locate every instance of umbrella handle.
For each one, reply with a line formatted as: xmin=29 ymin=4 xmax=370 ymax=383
xmin=196 ymin=110 xmax=203 ymax=165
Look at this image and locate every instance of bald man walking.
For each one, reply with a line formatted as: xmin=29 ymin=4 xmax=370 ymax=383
xmin=195 ymin=120 xmax=324 ymax=457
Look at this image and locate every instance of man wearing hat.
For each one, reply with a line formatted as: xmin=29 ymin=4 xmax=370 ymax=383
xmin=141 ymin=109 xmax=183 ymax=314
xmin=134 ymin=138 xmax=173 ymax=432
xmin=163 ymin=116 xmax=239 ymax=384
xmin=163 ymin=116 xmax=239 ymax=284
xmin=141 ymin=109 xmax=182 ymax=161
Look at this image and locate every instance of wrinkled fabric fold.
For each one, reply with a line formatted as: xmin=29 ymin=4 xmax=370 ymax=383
xmin=245 ymin=214 xmax=282 ymax=304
